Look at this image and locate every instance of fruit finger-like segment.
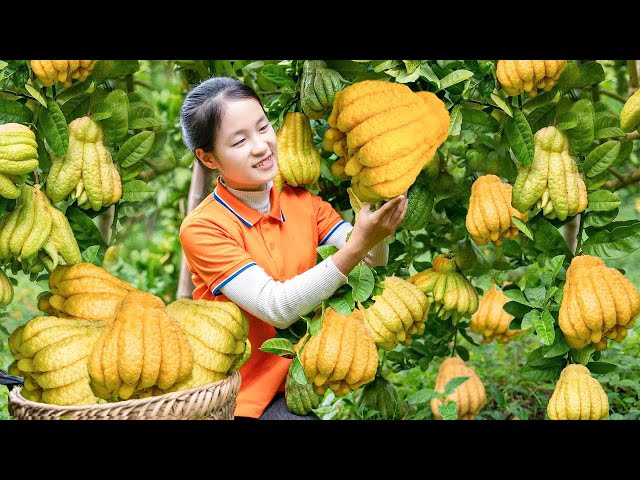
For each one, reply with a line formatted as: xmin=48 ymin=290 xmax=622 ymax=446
xmin=329 ymin=317 xmax=356 ymax=382
xmin=32 ymin=357 xmax=89 ymax=389
xmin=9 ymin=186 xmax=36 ymax=257
xmin=63 ymin=292 xmax=128 ymax=321
xmin=337 ymin=89 xmax=419 ymax=132
xmin=20 ymin=185 xmax=53 ymax=259
xmin=316 ymin=311 xmax=343 ymax=378
xmin=156 ymin=314 xmax=182 ymax=389
xmin=0 ymin=173 xmax=20 ymax=199
xmin=33 ymin=329 xmax=102 ymax=372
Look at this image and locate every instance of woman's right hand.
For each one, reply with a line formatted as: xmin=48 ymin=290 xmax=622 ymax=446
xmin=332 ymin=194 xmax=408 ymax=276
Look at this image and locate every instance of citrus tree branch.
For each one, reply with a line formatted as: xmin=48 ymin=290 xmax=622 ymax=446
xmin=599 ymin=89 xmax=627 ymax=103
xmin=604 ymin=168 xmax=640 ymax=191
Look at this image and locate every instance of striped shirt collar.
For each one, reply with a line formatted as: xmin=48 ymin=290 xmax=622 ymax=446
xmin=213 ymin=177 xmax=285 ymax=227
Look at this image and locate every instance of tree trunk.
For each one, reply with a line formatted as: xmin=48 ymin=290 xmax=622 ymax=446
xmin=97 ymin=205 xmax=115 ymax=245
xmin=176 ymin=161 xmax=214 ymax=298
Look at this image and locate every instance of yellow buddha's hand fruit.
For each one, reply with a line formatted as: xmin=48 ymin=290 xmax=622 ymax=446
xmin=496 ymin=60 xmax=567 ymax=97
xmin=547 ymin=364 xmax=609 ymax=420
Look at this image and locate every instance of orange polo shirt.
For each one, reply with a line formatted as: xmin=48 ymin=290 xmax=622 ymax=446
xmin=179 ymin=178 xmax=345 ymax=418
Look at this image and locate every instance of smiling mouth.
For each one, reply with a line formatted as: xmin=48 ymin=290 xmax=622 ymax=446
xmin=253 ymin=155 xmax=273 ymax=168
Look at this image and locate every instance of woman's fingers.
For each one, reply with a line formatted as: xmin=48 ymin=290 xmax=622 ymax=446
xmin=374 ymin=196 xmax=405 ymax=220
xmin=389 ymin=197 xmax=408 ymax=227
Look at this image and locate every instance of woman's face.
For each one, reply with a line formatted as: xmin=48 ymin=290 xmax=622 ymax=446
xmin=202 ymin=98 xmax=278 ymax=191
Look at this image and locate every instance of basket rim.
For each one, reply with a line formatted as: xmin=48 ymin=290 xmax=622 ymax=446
xmin=8 ymin=370 xmax=241 ymax=414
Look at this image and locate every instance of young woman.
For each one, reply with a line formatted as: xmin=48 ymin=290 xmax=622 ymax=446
xmin=179 ymin=76 xmax=408 ymax=420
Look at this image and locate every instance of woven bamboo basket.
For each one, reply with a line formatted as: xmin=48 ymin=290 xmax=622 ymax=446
xmin=7 ymin=371 xmax=241 ymax=420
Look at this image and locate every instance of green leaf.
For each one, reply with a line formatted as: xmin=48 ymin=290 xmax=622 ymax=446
xmin=260 ymin=64 xmax=294 ymax=87
xmin=521 ymin=89 xmax=560 ymax=114
xmin=438 ymin=400 xmax=459 ymax=420
xmin=586 ymin=171 xmax=610 ymax=192
xmin=120 ymin=162 xmax=146 ymax=182
xmin=567 ymin=99 xmax=595 ymax=154
xmin=448 ymin=105 xmax=462 ymax=136
xmin=461 ymin=108 xmax=499 ymax=134
xmin=595 ymin=127 xmax=626 ymax=139
xmin=587 ymin=190 xmax=621 ymax=212
xmin=130 ymin=117 xmax=162 ymax=130
xmin=101 ymin=89 xmax=129 ymax=145
xmin=373 ymin=60 xmax=401 ymax=73
xmin=407 ymin=388 xmax=439 ymax=405
xmin=309 ymin=312 xmax=323 ymax=336
xmin=542 ymin=335 xmax=571 ymax=358
xmin=90 ymin=60 xmax=140 ymax=84
xmin=328 ymin=295 xmax=352 ymax=315
xmin=116 ymin=131 xmax=155 ymax=168
xmin=511 ymin=217 xmax=533 ymax=240
xmin=490 ymin=92 xmax=512 ymax=117
xmin=520 ymin=309 xmax=540 ymax=331
xmin=66 ymin=207 xmax=107 ymax=250
xmin=291 ymin=357 xmax=307 ymax=385
xmin=348 ymin=265 xmax=375 ymax=302
xmin=317 ymin=245 xmax=338 ymax=260
xmin=60 ymin=95 xmax=90 ymax=122
xmin=524 ymin=286 xmax=546 ymax=308
xmin=418 ymin=63 xmax=440 ymax=88
xmin=575 ymin=61 xmax=606 ymax=87
xmin=583 ymin=141 xmax=621 ymax=177
xmin=444 ymin=376 xmax=469 ymax=395
xmin=548 ymin=255 xmax=566 ymax=279
xmin=503 ymin=300 xmax=534 ymax=318
xmin=571 ymin=346 xmax=596 ymax=365
xmin=57 ymin=80 xmax=95 ymax=103
xmin=81 ymin=245 xmax=101 ymax=264
xmin=395 ymin=68 xmax=421 ymax=84
xmin=505 ymin=109 xmax=534 ymax=165
xmin=584 ymin=208 xmax=618 ymax=228
xmin=556 ymin=111 xmax=578 ymax=131
xmin=586 ymin=361 xmax=617 ymax=374
xmin=557 ymin=62 xmax=581 ymax=90
xmin=528 ymin=216 xmax=572 ymax=256
xmin=526 ymin=103 xmax=556 ymax=133
xmin=0 ymin=99 xmax=33 ymax=124
xmin=532 ymin=309 xmax=555 ymax=345
xmin=581 ymin=220 xmax=640 ymax=259
xmin=612 ymin=140 xmax=633 ymax=168
xmin=519 ymin=364 xmax=563 ymax=381
xmin=90 ymin=101 xmax=113 ymax=122
xmin=121 ymin=180 xmax=156 ymax=203
xmin=455 ymin=345 xmax=470 ymax=361
xmin=503 ymin=289 xmax=532 ymax=306
xmin=259 ymin=337 xmax=296 ymax=357
xmin=24 ymin=83 xmax=47 ymax=107
xmin=38 ymin=99 xmax=69 ymax=156
xmin=438 ymin=69 xmax=474 ymax=90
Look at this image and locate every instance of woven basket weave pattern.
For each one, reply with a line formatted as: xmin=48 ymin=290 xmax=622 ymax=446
xmin=8 ymin=371 xmax=240 ymax=420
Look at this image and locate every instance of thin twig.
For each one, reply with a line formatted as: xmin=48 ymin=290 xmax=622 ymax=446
xmin=575 ymin=213 xmax=586 ymax=256
xmin=608 ymin=168 xmax=625 ymax=181
xmin=619 ymin=131 xmax=640 ymax=142
xmin=599 ymin=89 xmax=628 ymax=103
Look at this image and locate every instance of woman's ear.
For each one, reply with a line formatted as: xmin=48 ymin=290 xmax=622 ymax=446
xmin=195 ymin=148 xmax=218 ymax=170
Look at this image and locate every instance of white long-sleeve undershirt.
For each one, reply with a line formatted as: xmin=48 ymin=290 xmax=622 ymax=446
xmin=217 ymin=182 xmax=389 ymax=328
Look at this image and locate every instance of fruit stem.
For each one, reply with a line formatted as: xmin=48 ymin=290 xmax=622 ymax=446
xmin=574 ymin=213 xmax=586 ymax=256
xmin=450 ymin=330 xmax=458 ymax=358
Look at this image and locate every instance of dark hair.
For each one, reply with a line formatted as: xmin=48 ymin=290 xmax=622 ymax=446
xmin=180 ymin=76 xmax=262 ymax=155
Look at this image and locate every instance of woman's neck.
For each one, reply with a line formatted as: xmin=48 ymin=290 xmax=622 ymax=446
xmin=219 ymin=177 xmax=272 ymax=214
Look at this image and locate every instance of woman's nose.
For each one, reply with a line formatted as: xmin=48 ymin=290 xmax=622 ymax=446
xmin=251 ymin=138 xmax=269 ymax=155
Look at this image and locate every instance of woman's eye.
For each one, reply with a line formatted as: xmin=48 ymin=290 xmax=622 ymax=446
xmin=259 ymin=124 xmax=269 ymax=132
xmin=233 ymin=138 xmax=245 ymax=147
